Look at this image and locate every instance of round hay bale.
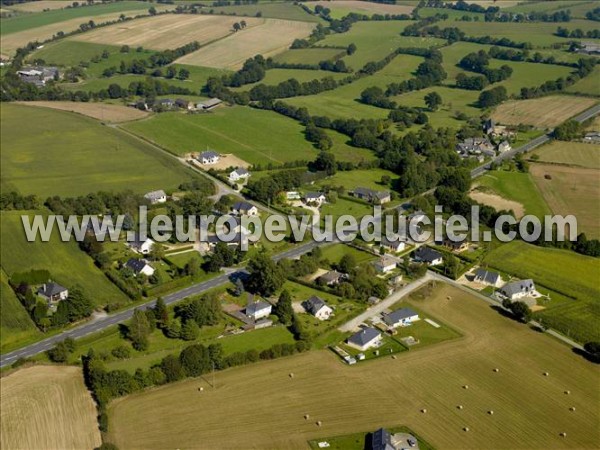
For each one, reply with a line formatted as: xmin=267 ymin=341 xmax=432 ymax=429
xmin=289 ymin=373 xmax=294 ymax=378
xmin=304 ymin=414 xmax=310 ymax=420
xmin=199 ymin=387 xmax=204 ymax=392
xmin=463 ymin=385 xmax=469 ymax=389
xmin=493 ymin=368 xmax=499 ymax=373
xmin=543 ymin=372 xmax=549 ymax=376
xmin=559 ymin=432 xmax=566 ymax=437
xmin=421 ymin=409 xmax=427 ymax=414
xmin=463 ymin=427 xmax=469 ymax=432
xmin=488 ymin=410 xmax=494 ymax=415
xmin=570 ymin=407 xmax=576 ymax=412
xmin=316 ymin=421 xmax=322 ymax=427
xmin=564 ymin=390 xmax=570 ymax=395
xmin=391 ymin=355 xmax=397 ymax=359
xmin=457 ymin=405 xmax=463 ymax=410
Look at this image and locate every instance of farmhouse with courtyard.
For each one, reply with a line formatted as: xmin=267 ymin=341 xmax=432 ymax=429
xmin=303 ymin=296 xmax=333 ymax=321
xmin=347 ymin=327 xmax=382 ymax=351
xmin=456 ymin=137 xmax=495 ymax=158
xmin=17 ymin=66 xmax=59 ymax=86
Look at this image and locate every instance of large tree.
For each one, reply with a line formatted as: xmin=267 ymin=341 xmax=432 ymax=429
xmin=273 ymin=290 xmax=294 ymax=325
xmin=245 ymin=253 xmax=285 ymax=296
xmin=424 ymin=91 xmax=442 ymax=111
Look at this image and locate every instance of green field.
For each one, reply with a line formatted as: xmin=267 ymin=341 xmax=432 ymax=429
xmin=198 ymin=2 xmax=322 ymax=22
xmin=235 ymin=68 xmax=349 ymax=90
xmin=320 ymin=197 xmax=376 ymax=220
xmin=0 ymin=1 xmax=151 ymax=35
xmin=484 ymin=241 xmax=600 ymax=343
xmin=319 ymin=243 xmax=376 ymax=266
xmin=566 ymin=66 xmax=600 ymax=97
xmin=475 ymin=170 xmax=552 ymax=218
xmin=0 ymin=104 xmax=201 ymax=197
xmin=0 ymin=210 xmax=129 ymax=309
xmin=504 ymin=0 xmax=594 ymax=15
xmin=0 ymin=269 xmax=41 ymax=353
xmin=532 ymin=140 xmax=600 ymax=170
xmin=273 ymin=47 xmax=345 ymax=65
xmin=442 ymin=19 xmax=600 ymax=48
xmin=316 ymin=168 xmax=398 ymax=192
xmin=123 ymin=105 xmax=363 ymax=166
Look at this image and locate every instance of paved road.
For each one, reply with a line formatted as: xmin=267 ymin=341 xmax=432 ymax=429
xmin=471 ymin=102 xmax=600 ymax=178
xmin=338 ymin=272 xmax=434 ymax=332
xmin=0 ymin=239 xmax=328 ymax=368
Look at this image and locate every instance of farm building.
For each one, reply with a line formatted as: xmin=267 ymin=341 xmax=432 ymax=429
xmin=304 ymin=192 xmax=326 ymax=205
xmin=499 ymin=279 xmax=537 ymax=301
xmin=199 ymin=150 xmax=220 ymax=165
xmin=383 ymin=307 xmax=419 ymax=328
xmin=129 ymin=233 xmax=155 ymax=254
xmin=229 ymin=167 xmax=250 ymax=183
xmin=37 ymin=282 xmax=68 ymax=305
xmin=125 ymin=259 xmax=155 ymax=277
xmin=473 ymin=268 xmax=502 ymax=287
xmin=583 ymin=132 xmax=600 ymax=144
xmin=318 ymin=270 xmax=345 ymax=286
xmin=351 ymin=187 xmax=391 ymax=204
xmin=175 ymin=98 xmax=194 ymax=110
xmin=231 ymin=201 xmax=258 ymax=216
xmin=373 ymin=255 xmax=397 ymax=273
xmin=245 ymin=299 xmax=272 ymax=321
xmin=414 ymin=247 xmax=443 ymax=266
xmin=197 ymin=98 xmax=223 ymax=111
xmin=456 ymin=137 xmax=495 ymax=157
xmin=157 ymin=98 xmax=175 ymax=109
xmin=381 ymin=234 xmax=406 ymax=253
xmin=303 ymin=296 xmax=333 ymax=321
xmin=347 ymin=327 xmax=382 ymax=351
xmin=17 ymin=66 xmax=59 ymax=86
xmin=498 ymin=140 xmax=511 ymax=153
xmin=144 ymin=189 xmax=167 ymax=205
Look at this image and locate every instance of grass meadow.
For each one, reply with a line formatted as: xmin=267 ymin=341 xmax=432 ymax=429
xmin=198 ymin=2 xmax=322 ymax=22
xmin=532 ymin=141 xmax=600 ymax=170
xmin=273 ymin=47 xmax=344 ymax=65
xmin=107 ymin=283 xmax=600 ymax=449
xmin=566 ymin=66 xmax=600 ymax=97
xmin=484 ymin=241 xmax=600 ymax=343
xmin=1 ymin=210 xmax=130 ymax=308
xmin=0 ymin=104 xmax=199 ymax=197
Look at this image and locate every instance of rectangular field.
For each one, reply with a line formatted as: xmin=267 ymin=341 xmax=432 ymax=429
xmin=7 ymin=1 xmax=75 ymax=13
xmin=72 ymin=14 xmax=259 ymax=50
xmin=273 ymin=47 xmax=344 ymax=65
xmin=532 ymin=140 xmax=600 ymax=170
xmin=176 ymin=19 xmax=316 ymax=69
xmin=1 ymin=210 xmax=130 ymax=308
xmin=199 ymin=3 xmax=321 ymax=22
xmin=310 ymin=1 xmax=414 ymax=19
xmin=1 ymin=366 xmax=101 ymax=450
xmin=15 ymin=100 xmax=149 ymax=123
xmin=491 ymin=96 xmax=598 ymax=128
xmin=1 ymin=103 xmax=201 ymax=197
xmin=530 ymin=162 xmax=600 ymax=238
xmin=123 ymin=105 xmax=364 ymax=166
xmin=566 ymin=66 xmax=600 ymax=97
xmin=107 ymin=283 xmax=600 ymax=449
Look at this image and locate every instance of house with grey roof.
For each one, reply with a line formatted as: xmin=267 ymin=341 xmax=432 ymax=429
xmin=383 ymin=307 xmax=419 ymax=328
xmin=456 ymin=137 xmax=495 ymax=158
xmin=125 ymin=258 xmax=155 ymax=277
xmin=347 ymin=327 xmax=382 ymax=351
xmin=198 ymin=150 xmax=220 ymax=165
xmin=229 ymin=167 xmax=250 ymax=183
xmin=245 ymin=300 xmax=272 ymax=320
xmin=351 ymin=187 xmax=391 ymax=204
xmin=303 ymin=295 xmax=333 ymax=321
xmin=304 ymin=192 xmax=326 ymax=206
xmin=17 ymin=66 xmax=59 ymax=85
xmin=37 ymin=282 xmax=68 ymax=306
xmin=373 ymin=255 xmax=397 ymax=273
xmin=498 ymin=140 xmax=511 ymax=153
xmin=381 ymin=234 xmax=406 ymax=253
xmin=317 ymin=270 xmax=345 ymax=286
xmin=473 ymin=268 xmax=502 ymax=288
xmin=144 ymin=189 xmax=167 ymax=205
xmin=197 ymin=98 xmax=222 ymax=110
xmin=414 ymin=247 xmax=443 ymax=266
xmin=499 ymin=279 xmax=537 ymax=301
xmin=231 ymin=201 xmax=258 ymax=216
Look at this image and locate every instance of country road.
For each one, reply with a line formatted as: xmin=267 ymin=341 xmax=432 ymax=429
xmin=3 ymin=104 xmax=598 ymax=368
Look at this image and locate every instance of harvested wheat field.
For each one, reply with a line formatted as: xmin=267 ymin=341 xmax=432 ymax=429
xmin=469 ymin=188 xmax=525 ymax=218
xmin=16 ymin=100 xmax=150 ymax=123
xmin=531 ymin=163 xmax=600 ymax=238
xmin=72 ymin=14 xmax=261 ymax=50
xmin=1 ymin=365 xmax=101 ymax=450
xmin=176 ymin=19 xmax=316 ymax=69
xmin=1 ymin=10 xmax=152 ymax=56
xmin=311 ymin=1 xmax=414 ymax=15
xmin=108 ymin=283 xmax=600 ymax=450
xmin=492 ymin=96 xmax=598 ymax=128
xmin=7 ymin=1 xmax=75 ymax=12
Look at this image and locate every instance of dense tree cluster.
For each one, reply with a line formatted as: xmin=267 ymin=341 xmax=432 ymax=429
xmin=556 ymin=26 xmax=600 ymax=39
xmin=246 ymin=168 xmax=306 ymax=203
xmin=478 ymin=86 xmax=507 ymax=108
xmin=553 ymin=120 xmax=582 ymax=141
xmin=244 ymin=253 xmax=285 ymax=296
xmin=459 ymin=50 xmax=513 ymax=83
xmin=0 ymin=191 xmax=39 ymax=210
xmin=586 ymin=7 xmax=600 ymax=21
xmin=502 ymin=299 xmax=532 ymax=323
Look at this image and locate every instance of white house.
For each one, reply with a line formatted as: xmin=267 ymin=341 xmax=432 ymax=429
xmin=37 ymin=282 xmax=68 ymax=306
xmin=303 ymin=296 xmax=333 ymax=321
xmin=130 ymin=234 xmax=155 ymax=254
xmin=125 ymin=258 xmax=155 ymax=277
xmin=381 ymin=235 xmax=406 ymax=253
xmin=373 ymin=255 xmax=397 ymax=273
xmin=144 ymin=189 xmax=167 ymax=205
xmin=229 ymin=167 xmax=250 ymax=183
xmin=231 ymin=201 xmax=258 ymax=216
xmin=199 ymin=150 xmax=220 ymax=165
xmin=383 ymin=307 xmax=419 ymax=328
xmin=304 ymin=192 xmax=327 ymax=206
xmin=347 ymin=327 xmax=382 ymax=351
xmin=498 ymin=140 xmax=511 ymax=153
xmin=499 ymin=279 xmax=536 ymax=301
xmin=246 ymin=300 xmax=272 ymax=321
